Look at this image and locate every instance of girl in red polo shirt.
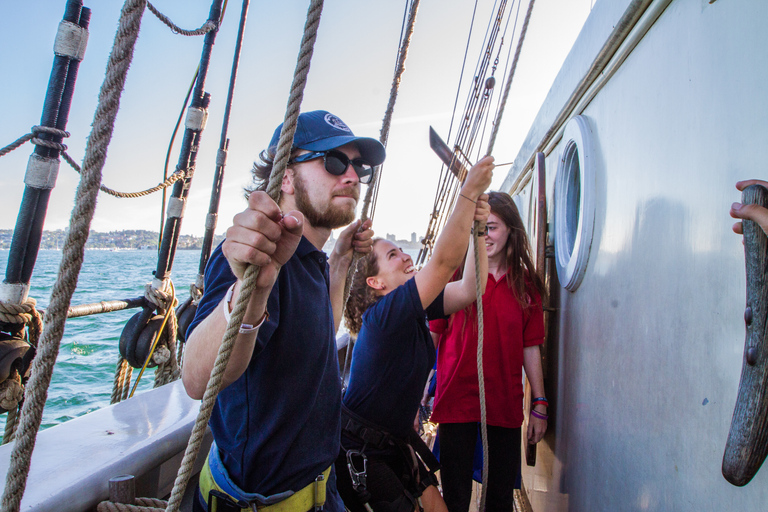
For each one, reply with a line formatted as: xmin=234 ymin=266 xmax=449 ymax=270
xmin=430 ymin=191 xmax=547 ymax=512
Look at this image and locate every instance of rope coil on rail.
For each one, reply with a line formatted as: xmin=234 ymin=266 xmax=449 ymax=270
xmin=0 ymin=0 xmax=148 ymax=509
xmin=146 ymin=2 xmax=217 ymax=36
xmin=0 ymin=374 xmax=24 ymax=445
xmin=97 ymin=497 xmax=167 ymax=512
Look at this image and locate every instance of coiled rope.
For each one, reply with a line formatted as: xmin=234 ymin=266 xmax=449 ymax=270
xmin=475 ymin=1 xmax=535 ymax=509
xmin=0 ymin=1 xmax=148 ymax=510
xmin=149 ymin=2 xmax=324 ymax=511
xmin=0 ymin=295 xmax=42 ymax=445
xmin=97 ymin=497 xmax=167 ymax=512
xmin=0 ymin=374 xmax=24 ymax=445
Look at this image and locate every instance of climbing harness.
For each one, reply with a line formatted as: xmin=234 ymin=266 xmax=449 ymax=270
xmin=198 ymin=442 xmax=330 ymax=512
xmin=338 ymin=406 xmax=440 ymax=512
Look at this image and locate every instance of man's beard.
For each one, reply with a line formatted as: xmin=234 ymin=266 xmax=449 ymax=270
xmin=293 ymin=173 xmax=358 ymax=229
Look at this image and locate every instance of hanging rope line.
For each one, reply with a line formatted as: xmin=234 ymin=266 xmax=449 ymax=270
xmin=0 ymin=127 xmax=186 ymax=198
xmin=146 ymin=2 xmax=217 ymax=36
xmin=62 ymin=151 xmax=186 ymax=198
xmin=364 ymin=0 xmax=421 ymax=223
xmin=153 ymin=3 xmax=325 ymax=511
xmin=338 ymin=0 xmax=420 ymax=387
xmin=0 ymin=1 xmax=148 ymax=510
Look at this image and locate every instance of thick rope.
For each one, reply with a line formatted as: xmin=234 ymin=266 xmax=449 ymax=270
xmin=361 ymin=0 xmax=420 ymax=222
xmin=2 ymin=405 xmax=19 ymax=446
xmin=62 ymin=151 xmax=186 ymax=198
xmin=161 ymin=3 xmax=324 ymax=512
xmin=146 ymin=2 xmax=216 ymax=36
xmin=0 ymin=373 xmax=23 ymax=445
xmin=97 ymin=497 xmax=167 ymax=512
xmin=476 ymin=2 xmax=536 ymax=509
xmin=341 ymin=0 xmax=421 ymax=319
xmin=111 ymin=356 xmax=133 ymax=405
xmin=473 ymin=230 xmax=490 ymax=512
xmin=153 ymin=312 xmax=180 ymax=388
xmin=0 ymin=2 xmax=147 ymax=510
xmin=0 ymin=134 xmax=33 ymax=158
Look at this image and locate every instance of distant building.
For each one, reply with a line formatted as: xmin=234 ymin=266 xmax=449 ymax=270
xmin=386 ymin=233 xmax=396 ymax=242
xmin=411 ymin=232 xmax=417 ymax=243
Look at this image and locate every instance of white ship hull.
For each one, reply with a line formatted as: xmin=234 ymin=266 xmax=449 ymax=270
xmin=503 ymin=0 xmax=768 ymax=510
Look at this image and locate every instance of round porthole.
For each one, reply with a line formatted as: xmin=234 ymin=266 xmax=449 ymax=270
xmin=554 ymin=115 xmax=596 ymax=292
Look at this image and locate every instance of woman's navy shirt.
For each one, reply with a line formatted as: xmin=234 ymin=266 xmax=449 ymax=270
xmin=342 ymin=277 xmax=443 ymax=439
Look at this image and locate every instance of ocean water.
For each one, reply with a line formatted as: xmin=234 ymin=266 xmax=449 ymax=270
xmin=0 ymin=244 xmax=424 ymax=441
xmin=0 ymin=248 xmax=202 ymax=440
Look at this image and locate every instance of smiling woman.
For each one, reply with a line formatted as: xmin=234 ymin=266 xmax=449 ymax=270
xmin=336 ymin=156 xmax=493 ymax=512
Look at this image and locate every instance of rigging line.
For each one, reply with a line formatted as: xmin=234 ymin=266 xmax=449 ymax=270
xmin=490 ymin=0 xmax=522 ymax=122
xmin=128 ymin=281 xmax=176 ymax=398
xmin=446 ymin=0 xmax=481 ymax=144
xmin=162 ymin=2 xmax=325 ymax=511
xmin=160 ymin=71 xmax=197 ymax=252
xmin=486 ymin=0 xmax=535 ymax=156
xmin=199 ymin=0 xmax=251 ymax=280
xmin=455 ymin=0 xmax=507 ymax=146
xmin=364 ymin=0 xmax=420 ymax=223
xmin=0 ymin=2 xmax=147 ymax=510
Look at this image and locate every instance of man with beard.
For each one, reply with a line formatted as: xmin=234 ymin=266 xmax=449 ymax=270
xmin=183 ymin=110 xmax=386 ymax=512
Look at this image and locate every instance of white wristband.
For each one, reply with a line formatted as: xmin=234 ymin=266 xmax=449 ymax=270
xmin=223 ymin=283 xmax=269 ymax=334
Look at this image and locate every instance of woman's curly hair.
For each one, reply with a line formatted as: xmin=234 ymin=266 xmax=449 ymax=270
xmin=343 ymin=239 xmax=384 ymax=336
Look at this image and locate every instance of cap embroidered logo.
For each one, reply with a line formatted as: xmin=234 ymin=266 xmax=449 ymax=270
xmin=324 ymin=113 xmax=352 ymax=133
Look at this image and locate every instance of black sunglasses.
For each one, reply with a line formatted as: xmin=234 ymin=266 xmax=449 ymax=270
xmin=290 ymin=149 xmax=374 ymax=184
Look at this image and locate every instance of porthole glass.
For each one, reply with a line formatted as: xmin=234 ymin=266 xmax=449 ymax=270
xmin=554 ymin=115 xmax=596 ymax=292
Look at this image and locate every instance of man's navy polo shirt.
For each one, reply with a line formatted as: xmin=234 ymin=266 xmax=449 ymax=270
xmin=187 ymin=237 xmax=342 ymax=497
xmin=342 ymin=278 xmax=442 ymax=439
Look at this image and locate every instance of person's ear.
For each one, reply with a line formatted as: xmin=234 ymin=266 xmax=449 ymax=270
xmin=282 ymin=168 xmax=296 ymax=195
xmin=366 ymin=276 xmax=385 ymax=291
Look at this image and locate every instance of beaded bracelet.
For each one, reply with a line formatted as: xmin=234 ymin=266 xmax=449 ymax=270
xmin=530 ymin=409 xmax=548 ymax=420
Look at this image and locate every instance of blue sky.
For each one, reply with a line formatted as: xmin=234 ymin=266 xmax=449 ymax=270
xmin=0 ymin=0 xmax=591 ymax=239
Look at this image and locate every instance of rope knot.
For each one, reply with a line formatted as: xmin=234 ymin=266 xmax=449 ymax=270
xmin=0 ymin=377 xmax=24 ymax=412
xmin=0 ymin=298 xmax=38 ymax=325
xmin=152 ymin=345 xmax=171 ymax=365
xmin=189 ymin=283 xmax=203 ymax=305
xmin=144 ymin=280 xmax=178 ymax=311
xmin=30 ymin=125 xmax=71 ymax=152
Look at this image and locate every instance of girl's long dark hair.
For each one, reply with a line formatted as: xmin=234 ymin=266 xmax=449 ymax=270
xmin=488 ymin=191 xmax=544 ymax=306
xmin=454 ymin=191 xmax=544 ymax=308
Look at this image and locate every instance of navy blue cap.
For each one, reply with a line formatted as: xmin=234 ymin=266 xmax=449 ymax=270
xmin=269 ymin=110 xmax=386 ymax=166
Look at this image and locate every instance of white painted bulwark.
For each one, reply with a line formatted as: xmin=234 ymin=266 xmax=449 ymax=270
xmin=0 ymin=381 xmax=209 ymax=511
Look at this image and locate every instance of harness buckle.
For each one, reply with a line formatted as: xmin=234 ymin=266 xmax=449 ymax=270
xmin=345 ymin=449 xmax=368 ymax=491
xmin=314 ymin=472 xmax=325 ymax=512
xmin=208 ymin=489 xmax=244 ymax=512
